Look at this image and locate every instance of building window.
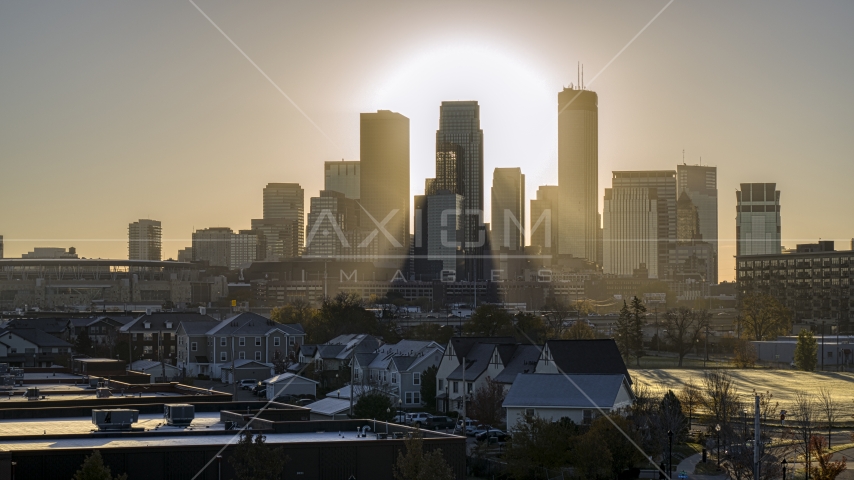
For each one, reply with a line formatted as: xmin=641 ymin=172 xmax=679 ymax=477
xmin=453 ymin=381 xmax=459 ymax=393
xmin=239 ymin=337 xmax=245 ymax=347
xmin=220 ymin=337 xmax=226 ymax=347
xmin=239 ymin=351 xmax=246 ymax=360
xmin=255 ymin=337 xmax=261 ymax=346
xmin=132 ymin=333 xmax=137 ymax=341
xmin=467 ymin=382 xmax=473 ymax=394
xmin=405 ymin=392 xmax=421 ymax=405
xmin=438 ymin=379 xmax=444 ymax=391
xmin=220 ymin=352 xmax=227 ymax=362
xmin=583 ymin=410 xmax=593 ymax=425
xmin=191 ymin=342 xmax=197 ymax=352
xmin=255 ymin=351 xmax=262 ymax=361
xmin=413 ymin=372 xmax=421 ymax=385
xmin=143 ymin=333 xmax=153 ymax=341
xmin=391 ymin=373 xmax=398 ymax=384
xmin=144 ymin=346 xmax=153 ymax=354
xmin=288 ymin=337 xmax=295 ymax=346
xmin=274 ymin=337 xmax=281 ymax=346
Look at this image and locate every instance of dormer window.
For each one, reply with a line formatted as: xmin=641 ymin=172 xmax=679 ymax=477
xmin=143 ymin=322 xmax=151 ymax=329
xmin=165 ymin=322 xmax=173 ymax=329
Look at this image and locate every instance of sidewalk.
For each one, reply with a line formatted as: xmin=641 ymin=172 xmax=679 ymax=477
xmin=675 ymin=453 xmax=728 ymax=480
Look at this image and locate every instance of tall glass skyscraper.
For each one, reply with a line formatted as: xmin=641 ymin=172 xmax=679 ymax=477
xmin=677 ymin=164 xmax=718 ymax=282
xmin=736 ymin=183 xmax=781 ymax=256
xmin=557 ymin=87 xmax=599 ymax=264
xmin=491 ymin=168 xmax=525 ymax=251
xmin=436 ymin=101 xmax=484 ymax=280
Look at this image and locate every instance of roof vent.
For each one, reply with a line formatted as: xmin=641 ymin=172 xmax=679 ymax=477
xmin=145 ymin=308 xmax=152 ymax=316
xmin=199 ymin=307 xmax=206 ymax=315
xmin=92 ymin=409 xmax=139 ymax=431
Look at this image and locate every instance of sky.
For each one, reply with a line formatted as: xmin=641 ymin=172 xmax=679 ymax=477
xmin=1 ymin=1 xmax=853 ymax=281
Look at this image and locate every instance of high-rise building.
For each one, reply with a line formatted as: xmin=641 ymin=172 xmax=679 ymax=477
xmin=177 ymin=247 xmax=193 ymax=263
xmin=230 ymin=230 xmax=265 ymax=269
xmin=0 ymin=235 xmax=3 ymax=259
xmin=436 ymin=101 xmax=485 ymax=280
xmin=676 ymin=192 xmax=700 ymax=243
xmin=325 ymin=161 xmax=360 ymax=200
xmin=611 ymin=171 xmax=678 ymax=278
xmin=192 ymin=227 xmax=233 ymax=267
xmin=530 ymin=186 xmax=559 ymax=257
xmin=677 ymin=164 xmax=718 ymax=282
xmin=251 ymin=183 xmax=304 ymax=260
xmin=427 ymin=192 xmax=464 ymax=274
xmin=736 ymin=183 xmax=781 ymax=256
xmin=128 ymin=219 xmax=162 ymax=261
xmin=603 ymin=187 xmax=659 ymax=278
xmin=491 ymin=168 xmax=525 ymax=251
xmin=360 ymin=110 xmax=410 ymax=266
xmin=557 ymin=87 xmax=598 ymax=263
xmin=304 ymin=190 xmax=360 ymax=259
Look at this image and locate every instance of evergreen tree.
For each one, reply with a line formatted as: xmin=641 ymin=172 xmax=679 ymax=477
xmin=629 ymin=296 xmax=647 ymax=366
xmin=420 ymin=366 xmax=438 ymax=409
xmin=228 ymin=430 xmax=287 ymax=480
xmin=73 ymin=450 xmax=127 ymax=480
xmin=795 ymin=329 xmax=818 ymax=371
xmin=354 ymin=391 xmax=394 ymax=421
xmin=75 ymin=330 xmax=93 ymax=356
xmin=394 ymin=430 xmax=455 ymax=480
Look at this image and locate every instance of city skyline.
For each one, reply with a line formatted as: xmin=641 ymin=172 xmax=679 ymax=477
xmin=2 ymin=2 xmax=853 ymax=283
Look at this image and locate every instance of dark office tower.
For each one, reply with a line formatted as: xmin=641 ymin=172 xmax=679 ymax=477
xmin=677 ymin=164 xmax=718 ymax=282
xmin=610 ymin=171 xmax=678 ymax=279
xmin=491 ymin=168 xmax=525 ymax=251
xmin=0 ymin=235 xmax=4 ymax=259
xmin=736 ymin=183 xmax=781 ymax=257
xmin=360 ymin=110 xmax=410 ymax=265
xmin=436 ymin=101 xmax=484 ymax=280
xmin=557 ymin=87 xmax=598 ymax=263
xmin=530 ymin=186 xmax=560 ymax=257
xmin=676 ymin=192 xmax=701 ymax=243
xmin=252 ymin=183 xmax=304 ymax=260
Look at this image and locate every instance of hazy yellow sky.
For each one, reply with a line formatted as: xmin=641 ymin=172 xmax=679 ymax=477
xmin=1 ymin=1 xmax=852 ymax=281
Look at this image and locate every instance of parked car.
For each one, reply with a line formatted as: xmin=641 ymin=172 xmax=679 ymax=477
xmin=407 ymin=412 xmax=433 ymax=427
xmin=471 ymin=424 xmax=492 ymax=437
xmin=252 ymin=381 xmax=268 ymax=396
xmin=424 ymin=416 xmax=456 ymax=431
xmin=239 ymin=379 xmax=257 ymax=390
xmin=393 ymin=410 xmax=408 ymax=424
xmin=475 ymin=428 xmax=508 ymax=442
xmin=455 ymin=418 xmax=476 ymax=435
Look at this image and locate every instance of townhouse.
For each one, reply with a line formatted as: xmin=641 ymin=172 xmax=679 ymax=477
xmin=119 ymin=312 xmax=216 ymax=365
xmin=0 ymin=328 xmax=72 ymax=367
xmin=351 ymin=340 xmax=445 ymax=407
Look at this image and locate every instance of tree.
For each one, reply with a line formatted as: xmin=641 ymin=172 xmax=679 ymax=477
xmin=795 ymin=329 xmax=818 ymax=371
xmin=75 ymin=330 xmax=93 ymax=356
xmin=615 ymin=298 xmax=645 ymax=365
xmin=512 ymin=312 xmax=549 ymax=344
xmin=663 ymin=307 xmax=710 ymax=366
xmin=353 ymin=391 xmax=394 ymax=421
xmin=304 ymin=293 xmax=394 ymax=344
xmin=272 ymin=349 xmax=287 ymax=375
xmin=733 ymin=338 xmax=758 ymax=368
xmin=228 ymin=430 xmax=287 ymax=480
xmin=463 ymin=305 xmax=513 ymax=337
xmin=73 ymin=450 xmax=127 ymax=480
xmin=467 ymin=377 xmax=506 ymax=427
xmin=420 ymin=366 xmax=438 ymax=410
xmin=407 ymin=323 xmax=454 ymax=345
xmin=270 ymin=298 xmax=317 ymax=325
xmin=810 ymin=435 xmax=847 ymax=480
xmin=660 ymin=390 xmax=688 ymax=441
xmin=817 ymin=387 xmax=839 ymax=449
xmin=587 ymin=415 xmax=645 ymax=479
xmin=564 ymin=320 xmax=596 ymax=340
xmin=394 ymin=430 xmax=455 ymax=480
xmin=541 ymin=296 xmax=573 ymax=338
xmin=737 ymin=292 xmax=791 ymax=341
xmin=792 ymin=391 xmax=820 ymax=478
xmin=699 ymin=371 xmax=742 ymax=443
xmin=504 ymin=416 xmax=579 ymax=479
xmin=677 ymin=377 xmax=701 ymax=429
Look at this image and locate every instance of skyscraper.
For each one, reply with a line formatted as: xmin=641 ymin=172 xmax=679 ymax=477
xmin=304 ymin=190 xmax=360 ymax=259
xmin=557 ymin=86 xmax=598 ymax=263
xmin=192 ymin=227 xmax=233 ymax=267
xmin=324 ymin=161 xmax=360 ymax=200
xmin=611 ymin=171 xmax=678 ymax=278
xmin=360 ymin=110 xmax=410 ymax=266
xmin=436 ymin=101 xmax=484 ymax=280
xmin=491 ymin=168 xmax=525 ymax=251
xmin=0 ymin=235 xmax=3 ymax=259
xmin=128 ymin=219 xmax=162 ymax=261
xmin=230 ymin=230 xmax=265 ymax=269
xmin=252 ymin=183 xmax=304 ymax=260
xmin=530 ymin=185 xmax=560 ymax=257
xmin=677 ymin=164 xmax=718 ymax=282
xmin=426 ymin=192 xmax=464 ymax=275
xmin=736 ymin=183 xmax=781 ymax=256
xmin=603 ymin=187 xmax=659 ymax=278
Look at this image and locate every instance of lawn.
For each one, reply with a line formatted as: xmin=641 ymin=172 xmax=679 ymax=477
xmin=631 ymin=368 xmax=854 ymax=407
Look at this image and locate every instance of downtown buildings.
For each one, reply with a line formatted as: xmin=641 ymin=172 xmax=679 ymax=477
xmin=128 ymin=219 xmax=162 ymax=261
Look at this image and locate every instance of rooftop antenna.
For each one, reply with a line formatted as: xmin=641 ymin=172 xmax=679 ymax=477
xmin=682 ymin=149 xmax=685 ymax=165
xmin=581 ymin=64 xmax=584 ymax=89
xmin=577 ymin=62 xmax=580 ymax=89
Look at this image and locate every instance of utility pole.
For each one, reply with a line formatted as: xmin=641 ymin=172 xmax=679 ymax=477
xmin=754 ymin=394 xmax=760 ymax=480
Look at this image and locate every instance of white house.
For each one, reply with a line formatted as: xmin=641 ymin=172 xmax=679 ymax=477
xmin=502 ymin=373 xmax=635 ymax=429
xmin=264 ymin=373 xmax=318 ymax=400
xmin=129 ymin=360 xmax=182 ymax=383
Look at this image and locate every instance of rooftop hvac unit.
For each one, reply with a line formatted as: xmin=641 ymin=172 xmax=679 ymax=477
xmin=96 ymin=387 xmax=112 ymax=398
xmin=24 ymin=388 xmax=40 ymax=401
xmin=92 ymin=409 xmax=139 ymax=431
xmin=164 ymin=404 xmax=195 ymax=426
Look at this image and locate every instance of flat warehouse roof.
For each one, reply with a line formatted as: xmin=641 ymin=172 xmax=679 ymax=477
xmin=0 ymin=412 xmax=222 ymax=437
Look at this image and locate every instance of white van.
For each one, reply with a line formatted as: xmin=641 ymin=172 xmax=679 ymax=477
xmin=455 ymin=418 xmax=476 ymax=434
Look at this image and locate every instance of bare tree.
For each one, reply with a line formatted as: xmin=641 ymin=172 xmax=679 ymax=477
xmin=677 ymin=377 xmax=702 ymax=429
xmin=541 ymin=296 xmax=573 ymax=338
xmin=792 ymin=391 xmax=819 ymax=479
xmin=736 ymin=292 xmax=791 ymax=341
xmin=663 ymin=308 xmax=710 ymax=367
xmin=468 ymin=377 xmax=506 ymax=427
xmin=700 ymin=371 xmax=743 ymax=443
xmin=817 ymin=387 xmax=839 ymax=449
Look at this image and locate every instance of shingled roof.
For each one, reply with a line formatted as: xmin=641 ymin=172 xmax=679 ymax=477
xmin=542 ymin=339 xmax=632 ymax=384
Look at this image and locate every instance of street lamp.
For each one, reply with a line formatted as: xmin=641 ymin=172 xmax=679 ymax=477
xmin=386 ymin=408 xmax=390 ymax=434
xmin=781 ymin=458 xmax=787 ymax=480
xmin=667 ymin=430 xmax=673 ymax=478
xmin=715 ymin=424 xmax=721 ymax=468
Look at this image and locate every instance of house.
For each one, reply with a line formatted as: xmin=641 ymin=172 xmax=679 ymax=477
xmin=503 ymin=373 xmax=635 ymax=428
xmin=434 ymin=337 xmax=516 ymax=413
xmin=263 ymin=373 xmax=318 ymax=400
xmin=220 ymin=359 xmax=273 ymax=384
xmin=175 ymin=319 xmax=221 ymax=378
xmin=0 ymin=328 xmax=73 ymax=367
xmin=306 ymin=334 xmax=382 ymax=372
xmin=206 ymin=312 xmax=305 ymax=377
xmin=491 ymin=344 xmax=542 ymax=390
xmin=119 ymin=312 xmax=217 ymax=366
xmin=129 ymin=360 xmax=182 ymax=382
xmin=3 ymin=318 xmax=73 ymax=342
xmin=350 ymin=340 xmax=445 ymax=408
xmin=536 ymin=339 xmax=632 ymax=383
xmin=70 ymin=316 xmax=134 ymax=349
xmin=306 ymin=397 xmax=352 ymax=420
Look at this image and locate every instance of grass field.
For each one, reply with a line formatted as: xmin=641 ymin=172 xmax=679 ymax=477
xmin=632 ymin=368 xmax=854 ymax=407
